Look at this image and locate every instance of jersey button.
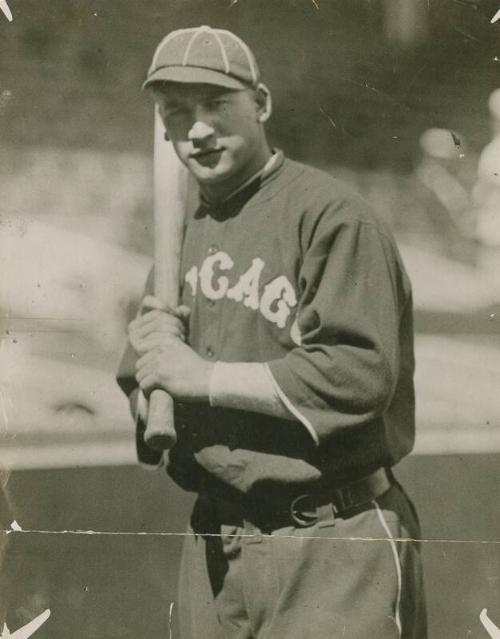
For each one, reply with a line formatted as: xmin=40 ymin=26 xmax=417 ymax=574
xmin=206 ymin=347 xmax=215 ymax=358
xmin=207 ymin=299 xmax=216 ymax=308
xmin=208 ymin=244 xmax=219 ymax=255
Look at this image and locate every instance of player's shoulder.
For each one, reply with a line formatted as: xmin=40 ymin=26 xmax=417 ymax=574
xmin=280 ymin=156 xmax=391 ymax=236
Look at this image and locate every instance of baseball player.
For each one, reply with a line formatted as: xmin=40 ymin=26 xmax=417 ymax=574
xmin=117 ymin=26 xmax=427 ymax=639
xmin=0 ymin=476 xmax=12 ymax=624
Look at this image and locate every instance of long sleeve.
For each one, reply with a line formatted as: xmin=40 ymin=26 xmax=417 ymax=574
xmin=267 ymin=214 xmax=413 ymax=445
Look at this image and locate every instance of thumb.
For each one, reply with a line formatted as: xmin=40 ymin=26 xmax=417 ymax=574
xmin=175 ymin=305 xmax=191 ymax=322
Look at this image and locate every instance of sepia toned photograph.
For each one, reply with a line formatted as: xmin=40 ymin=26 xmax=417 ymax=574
xmin=0 ymin=1 xmax=499 ymax=637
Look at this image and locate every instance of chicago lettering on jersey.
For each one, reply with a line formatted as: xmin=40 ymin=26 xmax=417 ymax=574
xmin=184 ymin=250 xmax=299 ymax=332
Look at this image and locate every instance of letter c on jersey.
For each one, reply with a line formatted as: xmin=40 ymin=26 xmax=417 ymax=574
xmin=199 ymin=251 xmax=234 ymax=300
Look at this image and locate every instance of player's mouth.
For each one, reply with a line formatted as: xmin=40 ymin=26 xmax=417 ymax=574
xmin=189 ymin=148 xmax=224 ymax=167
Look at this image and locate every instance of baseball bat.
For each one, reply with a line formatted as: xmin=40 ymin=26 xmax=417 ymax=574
xmin=143 ymin=106 xmax=189 ymax=451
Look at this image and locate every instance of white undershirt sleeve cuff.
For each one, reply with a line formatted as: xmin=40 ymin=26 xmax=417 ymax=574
xmin=208 ymin=361 xmax=319 ymax=445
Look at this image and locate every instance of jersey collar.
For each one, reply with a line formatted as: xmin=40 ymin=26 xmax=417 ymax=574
xmin=197 ymin=150 xmax=285 ymax=219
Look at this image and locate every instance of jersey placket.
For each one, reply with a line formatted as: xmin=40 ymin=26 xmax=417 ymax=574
xmin=197 ymin=213 xmax=229 ymax=363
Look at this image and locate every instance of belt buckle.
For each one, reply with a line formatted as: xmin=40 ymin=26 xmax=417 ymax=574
xmin=290 ymin=494 xmax=319 ymax=527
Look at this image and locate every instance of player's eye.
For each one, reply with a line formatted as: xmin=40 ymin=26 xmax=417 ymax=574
xmin=163 ymin=104 xmax=189 ymax=119
xmin=207 ymin=98 xmax=229 ymax=110
xmin=164 ymin=108 xmax=182 ymax=118
xmin=166 ymin=113 xmax=190 ymax=129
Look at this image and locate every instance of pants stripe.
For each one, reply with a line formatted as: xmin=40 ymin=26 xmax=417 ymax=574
xmin=372 ymin=499 xmax=402 ymax=637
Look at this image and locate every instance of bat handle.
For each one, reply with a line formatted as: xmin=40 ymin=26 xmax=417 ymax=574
xmin=144 ymin=388 xmax=177 ymax=450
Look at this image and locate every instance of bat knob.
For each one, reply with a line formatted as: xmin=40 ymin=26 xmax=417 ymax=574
xmin=144 ymin=428 xmax=177 ymax=451
xmin=145 ymin=389 xmax=177 ymax=451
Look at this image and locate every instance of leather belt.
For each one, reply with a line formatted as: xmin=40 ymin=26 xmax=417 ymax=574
xmin=194 ymin=468 xmax=393 ymax=534
xmin=289 ymin=467 xmax=391 ymax=527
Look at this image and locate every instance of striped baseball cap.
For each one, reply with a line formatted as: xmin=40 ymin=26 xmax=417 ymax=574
xmin=143 ymin=26 xmax=260 ymax=91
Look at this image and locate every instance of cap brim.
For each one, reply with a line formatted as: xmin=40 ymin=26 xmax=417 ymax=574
xmin=142 ymin=66 xmax=247 ymax=91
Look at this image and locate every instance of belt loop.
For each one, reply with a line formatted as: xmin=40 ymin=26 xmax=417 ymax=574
xmin=316 ymin=503 xmax=336 ymax=528
xmin=242 ymin=519 xmax=263 ymax=544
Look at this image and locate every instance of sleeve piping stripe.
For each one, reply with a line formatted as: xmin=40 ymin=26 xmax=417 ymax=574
xmin=264 ymin=363 xmax=320 ymax=446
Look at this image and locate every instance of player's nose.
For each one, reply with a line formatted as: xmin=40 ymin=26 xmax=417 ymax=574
xmin=188 ymin=120 xmax=215 ymax=146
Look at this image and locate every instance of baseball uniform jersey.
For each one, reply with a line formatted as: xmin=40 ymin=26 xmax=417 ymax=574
xmin=119 ymin=149 xmax=415 ymax=496
xmin=117 ymin=150 xmax=426 ymax=639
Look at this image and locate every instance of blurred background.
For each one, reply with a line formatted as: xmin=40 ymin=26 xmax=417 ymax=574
xmin=0 ymin=0 xmax=499 ymax=637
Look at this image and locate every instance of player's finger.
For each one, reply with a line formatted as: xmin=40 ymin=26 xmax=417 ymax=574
xmin=138 ymin=331 xmax=184 ymax=353
xmin=146 ymin=328 xmax=185 ymax=343
xmin=130 ymin=312 xmax=185 ymax=336
xmin=137 ymin=374 xmax=158 ymax=395
xmin=136 ymin=351 xmax=155 ymax=371
xmin=135 ymin=363 xmax=154 ymax=386
xmin=140 ymin=295 xmax=176 ymax=314
xmin=131 ymin=309 xmax=170 ymax=327
xmin=147 ymin=312 xmax=185 ymax=333
xmin=134 ymin=326 xmax=184 ymax=348
xmin=130 ymin=320 xmax=180 ymax=342
xmin=140 ymin=306 xmax=177 ymax=323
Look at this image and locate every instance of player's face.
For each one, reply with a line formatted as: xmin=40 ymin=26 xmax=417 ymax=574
xmin=153 ymin=83 xmax=270 ymax=192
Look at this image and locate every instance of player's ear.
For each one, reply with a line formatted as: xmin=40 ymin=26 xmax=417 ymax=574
xmin=255 ymin=83 xmax=272 ymax=123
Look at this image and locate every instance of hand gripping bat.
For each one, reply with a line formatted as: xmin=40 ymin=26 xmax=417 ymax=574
xmin=143 ymin=106 xmax=189 ymax=451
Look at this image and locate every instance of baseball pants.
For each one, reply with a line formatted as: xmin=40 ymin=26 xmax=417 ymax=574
xmin=177 ymin=481 xmax=427 ymax=639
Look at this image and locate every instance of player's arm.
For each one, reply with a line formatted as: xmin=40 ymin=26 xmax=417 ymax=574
xmin=192 ymin=211 xmax=407 ymax=446
xmin=133 ymin=354 xmax=304 ymax=431
xmin=131 ymin=312 xmax=298 ymax=417
xmin=133 ymin=208 xmax=408 ymax=446
xmin=129 ymin=297 xmax=305 ymax=433
xmin=117 ymin=264 xmax=187 ymax=410
xmin=189 ymin=215 xmax=406 ymax=446
xmin=264 ymin=212 xmax=410 ymax=445
xmin=207 ymin=362 xmax=313 ymax=436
